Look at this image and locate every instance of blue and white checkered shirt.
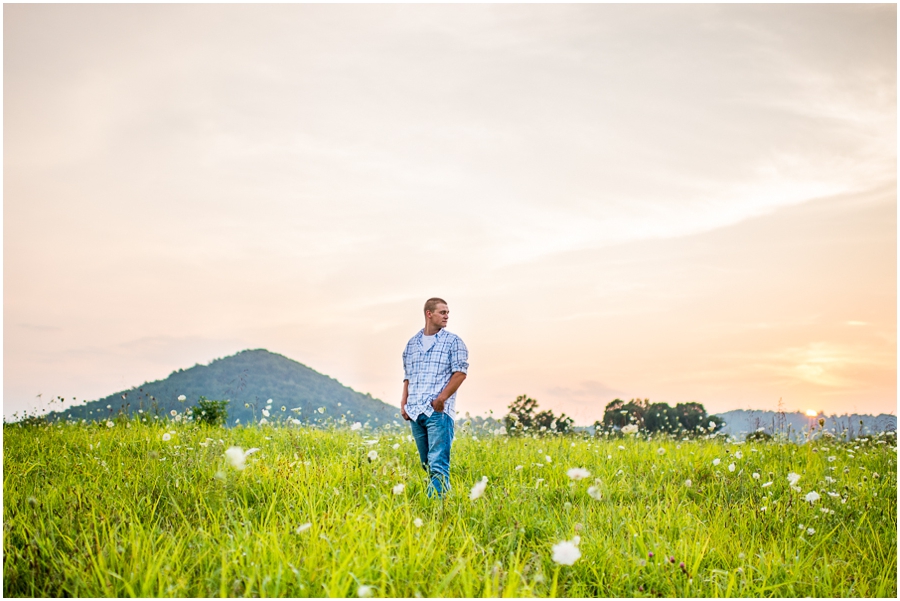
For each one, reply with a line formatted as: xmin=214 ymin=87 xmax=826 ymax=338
xmin=403 ymin=328 xmax=469 ymax=421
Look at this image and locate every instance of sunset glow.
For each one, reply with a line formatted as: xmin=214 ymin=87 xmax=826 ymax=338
xmin=3 ymin=4 xmax=896 ymax=423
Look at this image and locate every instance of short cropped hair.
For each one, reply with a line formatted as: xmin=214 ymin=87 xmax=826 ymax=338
xmin=424 ymin=297 xmax=448 ymax=315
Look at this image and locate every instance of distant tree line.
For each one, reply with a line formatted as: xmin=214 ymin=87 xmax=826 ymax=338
xmin=596 ymin=398 xmax=724 ymax=435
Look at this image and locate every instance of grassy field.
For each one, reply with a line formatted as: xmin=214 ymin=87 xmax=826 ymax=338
xmin=3 ymin=416 xmax=896 ymax=597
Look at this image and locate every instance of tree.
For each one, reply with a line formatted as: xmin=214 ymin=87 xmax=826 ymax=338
xmin=505 ymin=395 xmax=538 ymax=435
xmin=599 ymin=398 xmax=724 ymax=436
xmin=601 ymin=398 xmax=649 ymax=430
xmin=645 ymin=402 xmax=680 ymax=434
xmin=504 ymin=395 xmax=573 ymax=436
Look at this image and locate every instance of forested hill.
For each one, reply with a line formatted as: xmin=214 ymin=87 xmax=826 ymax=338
xmin=52 ymin=349 xmax=397 ymax=426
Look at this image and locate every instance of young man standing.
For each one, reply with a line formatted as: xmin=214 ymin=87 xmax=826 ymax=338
xmin=401 ymin=297 xmax=468 ymax=498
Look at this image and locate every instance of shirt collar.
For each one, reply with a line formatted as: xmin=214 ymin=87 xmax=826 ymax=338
xmin=418 ymin=328 xmax=446 ymax=339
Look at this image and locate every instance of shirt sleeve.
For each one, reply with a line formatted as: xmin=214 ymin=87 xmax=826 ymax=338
xmin=402 ymin=342 xmax=411 ymax=381
xmin=450 ymin=336 xmax=469 ymax=374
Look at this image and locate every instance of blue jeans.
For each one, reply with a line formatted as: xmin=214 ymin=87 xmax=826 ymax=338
xmin=410 ymin=411 xmax=455 ymax=498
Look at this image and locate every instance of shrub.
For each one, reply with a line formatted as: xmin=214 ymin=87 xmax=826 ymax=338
xmin=192 ymin=397 xmax=229 ymax=426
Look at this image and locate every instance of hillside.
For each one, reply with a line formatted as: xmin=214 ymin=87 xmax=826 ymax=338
xmin=714 ymin=409 xmax=897 ymax=441
xmin=52 ymin=349 xmax=397 ymax=426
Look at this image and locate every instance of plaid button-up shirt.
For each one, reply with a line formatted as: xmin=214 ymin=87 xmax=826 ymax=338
xmin=402 ymin=328 xmax=469 ymax=421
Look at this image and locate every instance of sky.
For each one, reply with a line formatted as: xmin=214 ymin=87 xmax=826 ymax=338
xmin=3 ymin=3 xmax=896 ymax=424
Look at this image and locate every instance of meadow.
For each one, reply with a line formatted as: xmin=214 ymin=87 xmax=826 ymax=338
xmin=3 ymin=414 xmax=896 ymax=597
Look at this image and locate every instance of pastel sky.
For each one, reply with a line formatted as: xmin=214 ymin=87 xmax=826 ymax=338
xmin=4 ymin=4 xmax=896 ymax=424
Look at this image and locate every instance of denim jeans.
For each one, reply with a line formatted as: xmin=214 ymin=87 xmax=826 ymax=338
xmin=410 ymin=410 xmax=455 ymax=498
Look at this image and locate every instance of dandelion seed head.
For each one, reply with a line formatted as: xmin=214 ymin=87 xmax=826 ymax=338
xmin=469 ymin=476 xmax=488 ymax=500
xmin=567 ymin=467 xmax=591 ymax=480
xmin=392 ymin=483 xmax=405 ymax=495
xmin=162 ymin=433 xmax=171 ymax=442
xmin=368 ymin=450 xmax=378 ymax=461
xmin=106 ymin=420 xmax=115 ymax=428
xmin=357 ymin=585 xmax=375 ymax=598
xmin=684 ymin=479 xmax=692 ymax=487
xmin=413 ymin=517 xmax=423 ymax=528
xmin=551 ymin=540 xmax=581 ymax=565
xmin=587 ymin=486 xmax=602 ymax=501
xmin=225 ymin=447 xmax=247 ymax=470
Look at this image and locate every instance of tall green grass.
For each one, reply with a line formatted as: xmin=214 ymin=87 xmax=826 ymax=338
xmin=3 ymin=417 xmax=896 ymax=597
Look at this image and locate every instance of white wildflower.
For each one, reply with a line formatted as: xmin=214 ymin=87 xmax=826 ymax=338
xmin=752 ymin=472 xmax=760 ymax=479
xmin=545 ymin=455 xmax=552 ymax=463
xmin=567 ymin=467 xmax=591 ymax=481
xmin=712 ymin=458 xmax=721 ymax=466
xmin=162 ymin=433 xmax=171 ymax=442
xmin=413 ymin=518 xmax=423 ymax=528
xmin=762 ymin=481 xmax=773 ymax=488
xmin=515 ymin=465 xmax=524 ymax=471
xmin=106 ymin=421 xmax=115 ymax=428
xmin=587 ymin=486 xmax=602 ymax=501
xmin=621 ymin=424 xmax=638 ymax=435
xmin=392 ymin=443 xmax=400 ymax=450
xmin=392 ymin=483 xmax=405 ymax=495
xmin=735 ymin=451 xmax=743 ymax=459
xmin=351 ymin=422 xmax=362 ymax=431
xmin=357 ymin=585 xmax=375 ymax=597
xmin=262 ymin=409 xmax=270 ymax=417
xmin=657 ymin=448 xmax=666 ymax=455
xmin=177 ymin=395 xmax=186 ymax=402
xmin=787 ymin=472 xmax=801 ymax=486
xmin=170 ymin=410 xmax=177 ymax=417
xmin=684 ymin=479 xmax=692 ymax=487
xmin=804 ymin=491 xmax=820 ymax=503
xmin=551 ymin=540 xmax=582 ymax=565
xmin=728 ymin=463 xmax=736 ymax=472
xmin=367 ymin=450 xmax=378 ymax=461
xmin=807 ymin=527 xmax=815 ymax=535
xmin=470 ymin=476 xmax=488 ymax=500
xmin=225 ymin=447 xmax=247 ymax=470
xmin=295 ymin=522 xmax=311 ymax=533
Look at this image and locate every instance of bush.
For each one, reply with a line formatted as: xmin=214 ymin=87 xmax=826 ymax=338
xmin=192 ymin=397 xmax=228 ymax=426
xmin=746 ymin=430 xmax=773 ymax=442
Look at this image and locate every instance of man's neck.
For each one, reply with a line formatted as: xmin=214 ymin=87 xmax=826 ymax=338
xmin=423 ymin=324 xmax=443 ymax=336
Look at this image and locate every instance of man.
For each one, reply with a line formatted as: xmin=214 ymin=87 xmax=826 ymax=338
xmin=401 ymin=297 xmax=468 ymax=498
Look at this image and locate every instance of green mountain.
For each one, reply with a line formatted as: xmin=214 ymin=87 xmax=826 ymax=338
xmin=52 ymin=349 xmax=398 ymax=426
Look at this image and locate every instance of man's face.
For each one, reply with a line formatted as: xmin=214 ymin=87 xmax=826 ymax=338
xmin=426 ymin=303 xmax=449 ymax=329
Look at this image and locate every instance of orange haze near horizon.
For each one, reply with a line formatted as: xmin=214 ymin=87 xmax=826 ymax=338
xmin=3 ymin=4 xmax=896 ymax=424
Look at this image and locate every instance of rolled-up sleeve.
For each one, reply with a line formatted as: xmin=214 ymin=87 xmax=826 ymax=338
xmin=450 ymin=337 xmax=469 ymax=374
xmin=402 ymin=344 xmax=411 ymax=381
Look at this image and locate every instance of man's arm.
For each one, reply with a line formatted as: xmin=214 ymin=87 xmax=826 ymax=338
xmin=431 ymin=371 xmax=467 ymax=413
xmin=400 ymin=379 xmax=411 ymax=421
